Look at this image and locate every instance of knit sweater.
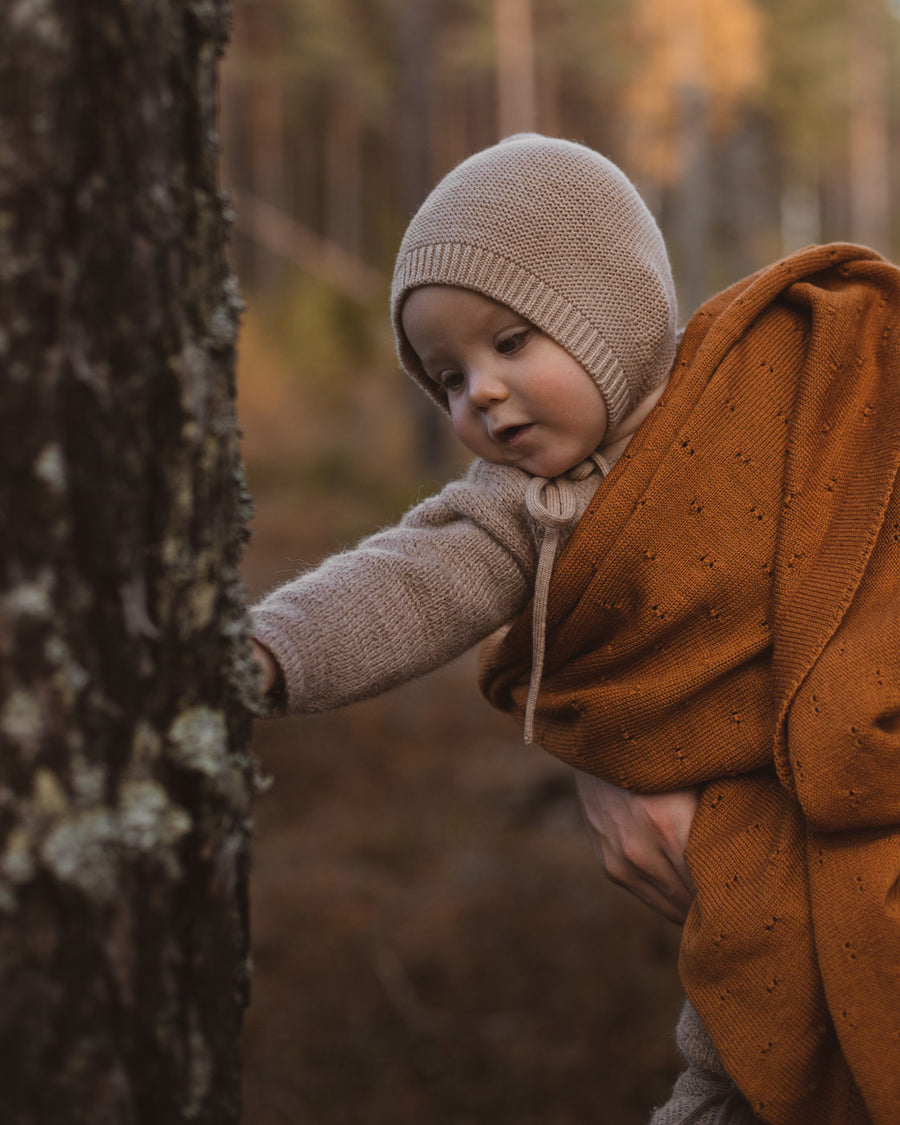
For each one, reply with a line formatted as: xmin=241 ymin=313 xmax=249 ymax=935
xmin=480 ymin=244 xmax=900 ymax=1125
xmin=250 ymin=457 xmax=605 ymax=714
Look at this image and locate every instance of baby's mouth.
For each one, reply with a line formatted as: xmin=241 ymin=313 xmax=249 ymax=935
xmin=494 ymin=423 xmax=532 ymax=444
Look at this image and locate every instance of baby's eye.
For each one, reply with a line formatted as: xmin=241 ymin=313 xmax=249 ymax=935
xmin=495 ymin=329 xmax=529 ymax=355
xmin=438 ymin=370 xmax=465 ymax=393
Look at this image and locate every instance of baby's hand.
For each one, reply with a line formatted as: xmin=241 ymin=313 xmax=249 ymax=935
xmin=251 ymin=639 xmax=280 ymax=697
xmin=574 ymin=771 xmax=699 ymax=925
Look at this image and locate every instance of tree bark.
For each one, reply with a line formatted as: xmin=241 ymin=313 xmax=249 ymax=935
xmin=0 ymin=3 xmax=255 ymax=1122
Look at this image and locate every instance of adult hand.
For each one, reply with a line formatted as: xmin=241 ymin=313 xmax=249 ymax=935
xmin=574 ymin=771 xmax=699 ymax=925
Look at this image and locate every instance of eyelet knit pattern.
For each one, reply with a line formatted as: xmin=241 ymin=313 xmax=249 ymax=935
xmin=390 ymin=134 xmax=677 ymax=429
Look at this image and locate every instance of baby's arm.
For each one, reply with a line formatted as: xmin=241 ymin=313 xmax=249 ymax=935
xmin=251 ymin=461 xmax=543 ymax=713
xmin=575 ymin=770 xmax=698 ymax=925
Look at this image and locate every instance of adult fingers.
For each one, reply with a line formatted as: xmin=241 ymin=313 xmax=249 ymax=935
xmin=575 ymin=772 xmax=700 ymax=924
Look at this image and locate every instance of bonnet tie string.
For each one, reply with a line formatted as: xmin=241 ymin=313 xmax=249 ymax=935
xmin=522 ymin=452 xmax=609 ymax=744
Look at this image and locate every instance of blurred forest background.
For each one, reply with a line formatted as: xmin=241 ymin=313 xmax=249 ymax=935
xmin=227 ymin=2 xmax=900 ymax=1122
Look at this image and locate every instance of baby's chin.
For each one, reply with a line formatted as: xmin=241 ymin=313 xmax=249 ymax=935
xmin=494 ymin=452 xmax=596 ymax=478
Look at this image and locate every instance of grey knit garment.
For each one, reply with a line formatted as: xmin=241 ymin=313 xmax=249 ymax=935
xmin=650 ymin=1003 xmax=765 ymax=1125
xmin=391 ymin=133 xmax=677 ymax=429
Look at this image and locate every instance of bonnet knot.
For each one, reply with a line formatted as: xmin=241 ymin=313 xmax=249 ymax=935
xmin=524 ymin=475 xmax=579 ymax=531
xmin=524 ymin=453 xmax=607 ymax=531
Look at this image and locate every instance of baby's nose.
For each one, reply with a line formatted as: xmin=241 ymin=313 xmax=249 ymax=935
xmin=467 ymin=369 xmax=507 ymax=409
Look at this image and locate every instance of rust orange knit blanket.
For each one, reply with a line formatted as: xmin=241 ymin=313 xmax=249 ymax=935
xmin=480 ymin=244 xmax=900 ymax=1125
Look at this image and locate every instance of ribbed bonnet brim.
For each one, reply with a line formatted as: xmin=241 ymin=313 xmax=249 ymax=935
xmin=394 ymin=241 xmax=629 ymax=422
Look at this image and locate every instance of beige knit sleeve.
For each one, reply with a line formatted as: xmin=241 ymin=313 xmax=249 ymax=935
xmin=250 ymin=461 xmax=545 ymax=714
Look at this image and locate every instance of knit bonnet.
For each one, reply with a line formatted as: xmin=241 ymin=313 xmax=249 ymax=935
xmin=391 ymin=134 xmax=677 ymax=429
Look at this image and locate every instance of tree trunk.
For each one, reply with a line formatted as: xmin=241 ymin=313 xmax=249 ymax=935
xmin=494 ymin=0 xmax=538 ymax=137
xmin=848 ymin=0 xmax=890 ymax=251
xmin=227 ymin=0 xmax=286 ymax=290
xmin=396 ymin=0 xmax=454 ymax=477
xmin=0 ymin=3 xmax=255 ymax=1123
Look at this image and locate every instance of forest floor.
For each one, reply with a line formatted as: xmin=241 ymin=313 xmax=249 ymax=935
xmin=235 ymin=311 xmax=686 ymax=1125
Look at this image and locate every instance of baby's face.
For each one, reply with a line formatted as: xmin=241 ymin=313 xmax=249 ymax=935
xmin=401 ymin=286 xmax=609 ymax=478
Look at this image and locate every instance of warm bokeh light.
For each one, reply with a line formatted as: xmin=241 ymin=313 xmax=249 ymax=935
xmin=621 ymin=0 xmax=766 ymax=184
